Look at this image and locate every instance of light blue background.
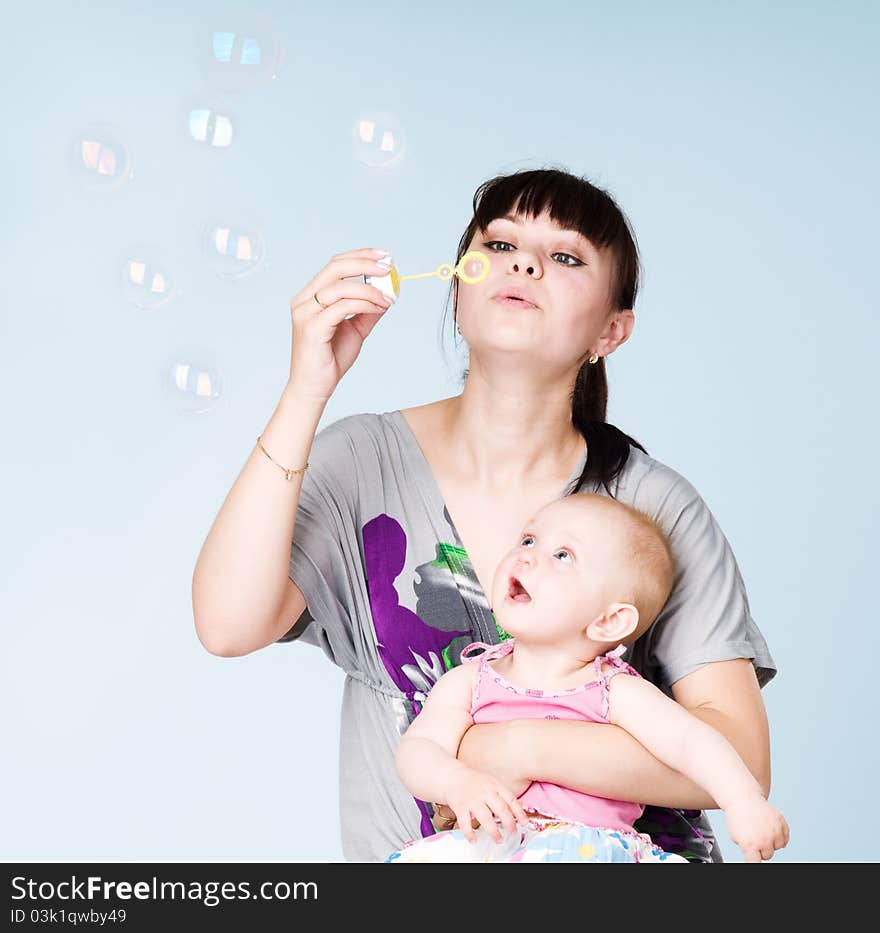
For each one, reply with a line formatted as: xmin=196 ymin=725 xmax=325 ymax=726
xmin=3 ymin=1 xmax=877 ymax=863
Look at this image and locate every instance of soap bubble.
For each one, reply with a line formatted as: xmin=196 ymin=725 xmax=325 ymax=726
xmin=161 ymin=350 xmax=224 ymax=416
xmin=200 ymin=219 xmax=268 ymax=281
xmin=68 ymin=123 xmax=133 ymax=190
xmin=352 ymin=109 xmax=407 ymax=170
xmin=197 ymin=7 xmax=285 ymax=93
xmin=119 ymin=246 xmax=179 ymax=313
xmin=185 ymin=98 xmax=237 ymax=149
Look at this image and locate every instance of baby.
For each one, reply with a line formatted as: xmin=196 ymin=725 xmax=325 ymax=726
xmin=387 ymin=491 xmax=789 ymax=863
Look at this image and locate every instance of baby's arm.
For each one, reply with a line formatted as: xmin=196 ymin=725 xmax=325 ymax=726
xmin=395 ymin=664 xmax=477 ymax=800
xmin=607 ymin=670 xmax=790 ymax=862
xmin=395 ymin=664 xmax=528 ymax=843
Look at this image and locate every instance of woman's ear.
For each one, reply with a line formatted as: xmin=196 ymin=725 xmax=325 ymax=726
xmin=585 ymin=602 xmax=639 ymax=643
xmin=596 ymin=309 xmax=635 ymax=357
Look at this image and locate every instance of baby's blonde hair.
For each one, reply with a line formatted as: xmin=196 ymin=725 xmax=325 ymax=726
xmin=565 ymin=492 xmax=676 ymax=645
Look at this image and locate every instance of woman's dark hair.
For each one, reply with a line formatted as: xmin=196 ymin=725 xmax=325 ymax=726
xmin=442 ymin=166 xmax=649 ymax=498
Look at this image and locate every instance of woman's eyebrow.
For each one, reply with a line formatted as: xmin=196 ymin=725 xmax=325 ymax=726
xmin=490 ymin=216 xmax=592 ymax=250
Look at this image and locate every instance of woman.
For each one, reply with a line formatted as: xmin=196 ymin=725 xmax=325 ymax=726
xmin=191 ymin=168 xmax=776 ymax=863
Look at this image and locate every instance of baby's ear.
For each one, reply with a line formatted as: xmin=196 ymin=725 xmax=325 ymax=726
xmin=585 ymin=603 xmax=639 ymax=643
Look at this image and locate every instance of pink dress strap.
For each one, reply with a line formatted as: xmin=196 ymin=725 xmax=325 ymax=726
xmin=460 ymin=639 xmax=515 ymax=665
xmin=593 ymin=643 xmax=640 ymax=720
xmin=460 ymin=640 xmax=515 ymax=712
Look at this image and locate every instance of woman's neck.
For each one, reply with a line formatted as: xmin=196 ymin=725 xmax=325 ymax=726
xmin=437 ymin=379 xmax=585 ymax=489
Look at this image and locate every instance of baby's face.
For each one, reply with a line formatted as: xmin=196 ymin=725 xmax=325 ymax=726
xmin=491 ymin=497 xmax=626 ymax=644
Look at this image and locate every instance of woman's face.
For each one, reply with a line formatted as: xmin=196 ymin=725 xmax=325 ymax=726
xmin=458 ymin=209 xmax=632 ymax=366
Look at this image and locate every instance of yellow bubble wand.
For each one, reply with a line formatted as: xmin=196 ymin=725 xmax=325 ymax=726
xmin=364 ymin=250 xmax=491 ymax=301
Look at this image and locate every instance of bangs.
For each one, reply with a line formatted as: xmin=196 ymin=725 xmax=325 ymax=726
xmin=472 ymin=170 xmax=627 ymax=255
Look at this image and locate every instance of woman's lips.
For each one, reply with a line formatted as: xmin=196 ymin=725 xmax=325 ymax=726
xmin=493 ymin=295 xmax=537 ymax=310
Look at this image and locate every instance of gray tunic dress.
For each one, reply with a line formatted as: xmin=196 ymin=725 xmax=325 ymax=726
xmin=279 ymin=409 xmax=776 ymax=862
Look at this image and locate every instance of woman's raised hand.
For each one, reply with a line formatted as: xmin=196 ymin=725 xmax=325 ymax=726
xmin=286 ymin=248 xmax=396 ymax=403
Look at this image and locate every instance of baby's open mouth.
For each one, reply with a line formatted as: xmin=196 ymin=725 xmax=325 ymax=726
xmin=507 ymin=576 xmax=532 ymax=604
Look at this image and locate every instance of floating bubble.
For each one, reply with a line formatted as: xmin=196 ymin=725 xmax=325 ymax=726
xmin=197 ymin=7 xmax=285 ymax=93
xmin=200 ymin=219 xmax=268 ymax=281
xmin=186 ymin=101 xmax=237 ymax=149
xmin=119 ymin=246 xmax=178 ymax=313
xmin=161 ymin=350 xmax=224 ymax=416
xmin=67 ymin=123 xmax=133 ymax=190
xmin=352 ymin=109 xmax=407 ymax=170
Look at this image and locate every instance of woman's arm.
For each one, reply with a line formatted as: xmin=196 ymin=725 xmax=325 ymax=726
xmin=607 ymin=666 xmax=767 ymax=808
xmin=457 ymin=658 xmax=770 ymax=810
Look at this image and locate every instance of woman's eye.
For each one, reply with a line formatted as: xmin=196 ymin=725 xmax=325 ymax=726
xmin=520 ymin=535 xmax=534 ymax=547
xmin=482 ymin=241 xmax=582 ymax=267
xmin=554 ymin=253 xmax=581 ymax=267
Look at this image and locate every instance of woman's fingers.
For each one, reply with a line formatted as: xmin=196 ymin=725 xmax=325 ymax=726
xmin=292 ymin=250 xmax=393 ymax=312
xmin=432 ymin=803 xmax=456 ymax=831
xmin=306 ymin=296 xmax=392 ymax=327
xmin=293 ymin=280 xmax=393 ymax=318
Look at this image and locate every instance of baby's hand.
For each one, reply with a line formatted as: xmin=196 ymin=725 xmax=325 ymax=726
xmin=443 ymin=766 xmax=529 ymax=845
xmin=725 ymin=796 xmax=790 ymax=862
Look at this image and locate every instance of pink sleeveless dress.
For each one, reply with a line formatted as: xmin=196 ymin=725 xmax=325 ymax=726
xmin=386 ymin=640 xmax=688 ymax=863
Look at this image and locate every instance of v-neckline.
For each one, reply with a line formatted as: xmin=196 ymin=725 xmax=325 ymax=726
xmin=388 ymin=408 xmax=589 ymax=614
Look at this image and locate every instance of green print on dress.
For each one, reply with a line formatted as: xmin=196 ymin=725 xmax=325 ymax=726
xmin=434 ymin=542 xmax=512 ymax=672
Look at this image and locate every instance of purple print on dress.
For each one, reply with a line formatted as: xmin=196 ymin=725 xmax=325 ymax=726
xmin=364 ymin=514 xmax=471 ymax=703
xmin=363 ymin=513 xmax=472 ymax=839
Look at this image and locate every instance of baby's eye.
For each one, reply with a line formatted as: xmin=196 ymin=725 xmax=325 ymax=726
xmin=520 ymin=535 xmax=535 ymax=547
xmin=554 ymin=550 xmax=573 ymax=563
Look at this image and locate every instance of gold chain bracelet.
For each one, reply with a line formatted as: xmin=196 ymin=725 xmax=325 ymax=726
xmin=256 ymin=435 xmax=309 ymax=481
